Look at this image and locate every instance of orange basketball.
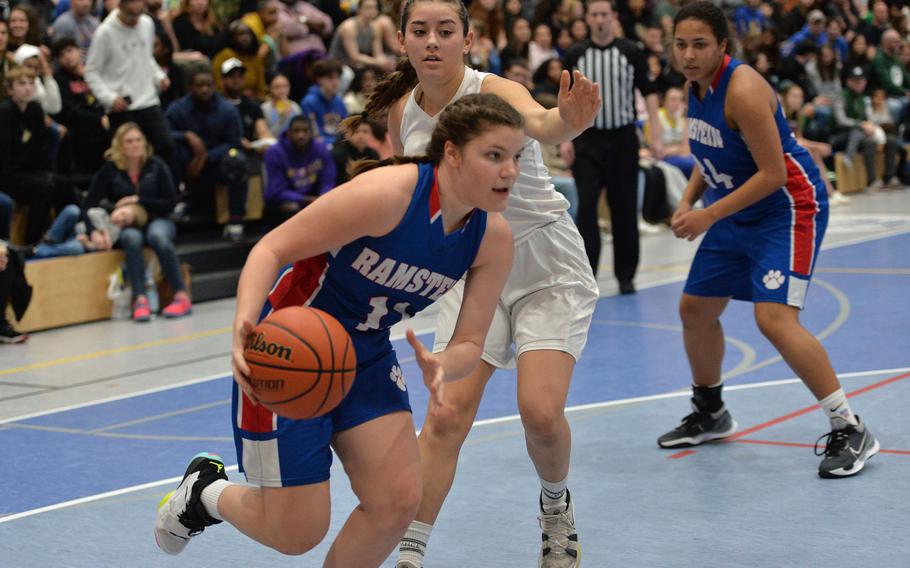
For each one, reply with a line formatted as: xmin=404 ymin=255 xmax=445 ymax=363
xmin=243 ymin=306 xmax=357 ymax=419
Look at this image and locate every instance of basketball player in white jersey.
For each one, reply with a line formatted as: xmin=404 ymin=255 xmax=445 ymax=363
xmin=343 ymin=1 xmax=601 ymax=566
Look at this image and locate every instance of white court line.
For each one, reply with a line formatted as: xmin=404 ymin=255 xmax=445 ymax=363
xmin=2 ymin=226 xmax=905 ymax=427
xmin=1 ymin=365 xmax=906 ymax=526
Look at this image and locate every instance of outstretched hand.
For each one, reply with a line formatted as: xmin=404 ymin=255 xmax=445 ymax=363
xmin=232 ymin=319 xmax=259 ymax=404
xmin=406 ymin=329 xmax=444 ymax=409
xmin=557 ymin=70 xmax=602 ymax=134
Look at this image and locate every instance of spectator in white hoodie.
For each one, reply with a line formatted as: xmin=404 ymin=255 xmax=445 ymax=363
xmin=84 ymin=0 xmax=174 ymax=165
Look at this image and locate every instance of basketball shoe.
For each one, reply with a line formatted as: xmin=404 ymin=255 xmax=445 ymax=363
xmin=816 ymin=416 xmax=880 ymax=478
xmin=155 ymin=452 xmax=227 ymax=554
xmin=657 ymin=402 xmax=738 ymax=448
xmin=538 ymin=489 xmax=579 ymax=568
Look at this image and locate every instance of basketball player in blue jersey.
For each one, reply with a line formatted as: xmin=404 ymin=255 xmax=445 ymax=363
xmin=154 ymin=94 xmax=526 ymax=566
xmin=657 ymin=1 xmax=878 ymax=479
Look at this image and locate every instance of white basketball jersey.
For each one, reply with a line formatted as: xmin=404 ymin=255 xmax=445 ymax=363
xmin=399 ymin=67 xmax=568 ymax=241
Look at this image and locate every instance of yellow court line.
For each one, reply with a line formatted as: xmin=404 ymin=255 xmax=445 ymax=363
xmin=0 ymin=327 xmax=231 ymax=377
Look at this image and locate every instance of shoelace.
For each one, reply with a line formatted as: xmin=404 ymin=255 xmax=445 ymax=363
xmin=680 ymin=410 xmax=711 ymax=429
xmin=539 ymin=510 xmax=575 ymax=555
xmin=814 ymin=429 xmax=850 ymax=457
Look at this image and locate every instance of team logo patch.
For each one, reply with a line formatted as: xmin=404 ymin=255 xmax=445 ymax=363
xmin=390 ymin=365 xmax=406 ymax=391
xmin=763 ymin=269 xmax=786 ymax=290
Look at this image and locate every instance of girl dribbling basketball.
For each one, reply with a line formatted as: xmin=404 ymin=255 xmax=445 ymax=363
xmin=154 ymin=93 xmax=524 ymax=567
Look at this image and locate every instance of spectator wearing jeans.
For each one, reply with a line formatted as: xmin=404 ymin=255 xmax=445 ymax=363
xmin=166 ymin=69 xmax=247 ymax=240
xmin=31 ymin=202 xmax=148 ymax=258
xmin=84 ymin=0 xmax=175 ymax=167
xmin=84 ymin=123 xmax=190 ymax=321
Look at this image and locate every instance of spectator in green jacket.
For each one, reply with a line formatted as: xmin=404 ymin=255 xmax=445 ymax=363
xmin=871 ymin=30 xmax=910 ymax=118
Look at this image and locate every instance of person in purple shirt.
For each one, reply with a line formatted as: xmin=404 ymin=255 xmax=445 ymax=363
xmin=263 ymin=114 xmax=336 ymax=228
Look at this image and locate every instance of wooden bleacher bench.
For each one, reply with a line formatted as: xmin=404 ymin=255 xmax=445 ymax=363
xmin=834 ymin=151 xmax=886 ymax=194
xmin=5 ymin=250 xmax=126 ymax=333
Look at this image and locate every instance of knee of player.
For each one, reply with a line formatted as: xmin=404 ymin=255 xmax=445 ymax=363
xmin=424 ymin=407 xmax=476 ymax=441
xmin=679 ymin=296 xmax=714 ymax=327
xmin=266 ymin=524 xmax=328 ymax=556
xmin=754 ymin=303 xmax=796 ymax=339
xmin=365 ymin=481 xmax=422 ymax=532
xmin=518 ymin=400 xmax=566 ymax=438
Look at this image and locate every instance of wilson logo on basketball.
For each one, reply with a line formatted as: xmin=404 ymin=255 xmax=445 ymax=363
xmin=252 ymin=378 xmax=286 ymax=392
xmin=246 ymin=333 xmax=293 ymax=361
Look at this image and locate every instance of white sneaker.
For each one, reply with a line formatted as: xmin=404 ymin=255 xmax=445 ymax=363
xmin=223 ymin=223 xmax=244 ymax=242
xmin=829 ymin=191 xmax=851 ymax=207
xmin=539 ymin=490 xmax=580 ymax=568
xmin=155 ymin=452 xmax=227 ymax=555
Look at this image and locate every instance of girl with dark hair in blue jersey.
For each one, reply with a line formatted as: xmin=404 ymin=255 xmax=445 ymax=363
xmin=154 ymin=93 xmax=524 ymax=566
xmin=657 ymin=1 xmax=879 ymax=479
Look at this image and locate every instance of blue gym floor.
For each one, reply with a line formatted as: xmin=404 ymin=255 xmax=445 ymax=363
xmin=0 ymin=225 xmax=908 ymax=567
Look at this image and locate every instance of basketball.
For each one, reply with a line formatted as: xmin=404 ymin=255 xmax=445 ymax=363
xmin=243 ymin=306 xmax=357 ymax=419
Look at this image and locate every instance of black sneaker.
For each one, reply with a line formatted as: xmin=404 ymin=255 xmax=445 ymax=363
xmin=658 ymin=404 xmax=738 ymax=448
xmin=816 ymin=416 xmax=879 ymax=478
xmin=538 ymin=489 xmax=579 ymax=568
xmin=618 ymin=280 xmax=636 ymax=295
xmin=0 ymin=321 xmax=28 ymax=344
xmin=155 ymin=452 xmax=227 ymax=554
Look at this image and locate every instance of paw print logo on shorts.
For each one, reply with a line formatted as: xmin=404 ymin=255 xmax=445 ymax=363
xmin=390 ymin=365 xmax=406 ymax=391
xmin=763 ymin=269 xmax=786 ymax=290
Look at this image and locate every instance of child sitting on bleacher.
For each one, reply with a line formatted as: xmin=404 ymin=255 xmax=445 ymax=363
xmin=31 ymin=202 xmax=147 ymax=258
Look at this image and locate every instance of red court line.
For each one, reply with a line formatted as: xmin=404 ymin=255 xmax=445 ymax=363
xmin=734 ymin=438 xmax=910 ymax=456
xmin=668 ymin=370 xmax=910 ymax=460
xmin=668 ymin=450 xmax=696 ymax=459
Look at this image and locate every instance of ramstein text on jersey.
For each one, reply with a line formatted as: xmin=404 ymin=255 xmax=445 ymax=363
xmin=351 ymin=246 xmax=457 ymax=302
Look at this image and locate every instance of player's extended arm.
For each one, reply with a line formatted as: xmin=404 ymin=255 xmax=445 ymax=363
xmin=484 ymin=70 xmax=601 ymax=145
xmin=435 ymin=213 xmax=514 ymax=382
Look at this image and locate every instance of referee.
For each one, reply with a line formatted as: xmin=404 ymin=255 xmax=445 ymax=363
xmin=564 ymin=0 xmax=663 ymax=294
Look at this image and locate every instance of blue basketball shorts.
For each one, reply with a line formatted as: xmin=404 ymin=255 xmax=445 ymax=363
xmin=684 ymin=203 xmax=828 ymax=309
xmin=231 ymin=299 xmax=412 ymax=487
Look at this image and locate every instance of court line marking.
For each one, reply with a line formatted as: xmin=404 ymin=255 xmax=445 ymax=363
xmin=0 ymin=327 xmax=232 ymax=377
xmin=591 ymin=319 xmax=757 ymax=378
xmin=725 ymin=276 xmax=851 ymax=379
xmin=2 ymin=225 xmax=905 ymax=383
xmin=733 ymin=439 xmax=910 ymax=456
xmin=0 ymin=365 xmax=906 ymax=525
xmin=668 ymin=370 xmax=910 ymax=459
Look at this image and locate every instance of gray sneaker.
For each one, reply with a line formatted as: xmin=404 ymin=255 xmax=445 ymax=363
xmin=155 ymin=452 xmax=227 ymax=554
xmin=539 ymin=490 xmax=579 ymax=568
xmin=816 ymin=416 xmax=880 ymax=478
xmin=658 ymin=404 xmax=738 ymax=448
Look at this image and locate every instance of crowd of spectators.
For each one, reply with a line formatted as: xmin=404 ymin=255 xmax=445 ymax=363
xmin=2 ymin=0 xmax=910 ymax=335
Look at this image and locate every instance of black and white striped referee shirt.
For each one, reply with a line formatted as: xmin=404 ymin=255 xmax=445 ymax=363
xmin=564 ymin=38 xmax=658 ymax=131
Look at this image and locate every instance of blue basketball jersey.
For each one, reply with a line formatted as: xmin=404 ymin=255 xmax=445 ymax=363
xmin=265 ymin=161 xmax=488 ymax=364
xmin=687 ymin=55 xmax=827 ymax=224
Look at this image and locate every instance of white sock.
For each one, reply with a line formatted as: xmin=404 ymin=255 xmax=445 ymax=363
xmin=200 ymin=479 xmax=232 ymax=521
xmin=398 ymin=520 xmax=433 ymax=566
xmin=819 ymin=388 xmax=858 ymax=429
xmin=540 ymin=475 xmax=568 ymax=510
